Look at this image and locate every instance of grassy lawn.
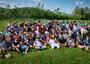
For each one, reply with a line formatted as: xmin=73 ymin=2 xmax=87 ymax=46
xmin=0 ymin=20 xmax=7 ymax=31
xmin=0 ymin=47 xmax=90 ymax=64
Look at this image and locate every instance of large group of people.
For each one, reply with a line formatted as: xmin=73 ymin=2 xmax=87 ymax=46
xmin=0 ymin=20 xmax=90 ymax=56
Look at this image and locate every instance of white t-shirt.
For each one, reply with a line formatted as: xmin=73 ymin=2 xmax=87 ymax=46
xmin=34 ymin=39 xmax=42 ymax=46
xmin=35 ymin=30 xmax=40 ymax=37
xmin=49 ymin=39 xmax=56 ymax=45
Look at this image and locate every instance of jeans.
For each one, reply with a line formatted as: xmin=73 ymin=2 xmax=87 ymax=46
xmin=0 ymin=41 xmax=7 ymax=48
xmin=20 ymin=45 xmax=28 ymax=51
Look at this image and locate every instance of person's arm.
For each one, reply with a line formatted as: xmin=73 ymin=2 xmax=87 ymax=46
xmin=25 ymin=40 xmax=31 ymax=47
xmin=12 ymin=44 xmax=15 ymax=48
xmin=16 ymin=44 xmax=20 ymax=48
xmin=48 ymin=40 xmax=50 ymax=44
xmin=40 ymin=39 xmax=45 ymax=44
xmin=33 ymin=42 xmax=36 ymax=48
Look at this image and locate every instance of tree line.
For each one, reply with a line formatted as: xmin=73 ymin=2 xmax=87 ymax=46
xmin=0 ymin=6 xmax=90 ymax=20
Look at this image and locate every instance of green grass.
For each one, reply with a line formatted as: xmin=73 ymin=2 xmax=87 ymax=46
xmin=0 ymin=47 xmax=90 ymax=64
xmin=0 ymin=20 xmax=7 ymax=31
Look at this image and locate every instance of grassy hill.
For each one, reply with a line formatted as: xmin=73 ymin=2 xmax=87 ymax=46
xmin=0 ymin=20 xmax=90 ymax=64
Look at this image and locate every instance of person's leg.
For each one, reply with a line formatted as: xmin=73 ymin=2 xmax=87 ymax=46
xmin=84 ymin=40 xmax=86 ymax=47
xmin=56 ymin=43 xmax=60 ymax=48
xmin=35 ymin=46 xmax=40 ymax=49
xmin=6 ymin=44 xmax=12 ymax=51
xmin=15 ymin=47 xmax=20 ymax=52
xmin=51 ymin=44 xmax=55 ymax=49
xmin=54 ymin=43 xmax=60 ymax=49
xmin=68 ymin=43 xmax=71 ymax=47
xmin=42 ymin=45 xmax=46 ymax=49
xmin=25 ymin=46 xmax=29 ymax=54
xmin=70 ymin=43 xmax=74 ymax=48
xmin=15 ymin=45 xmax=20 ymax=52
xmin=85 ymin=46 xmax=88 ymax=51
xmin=84 ymin=40 xmax=89 ymax=51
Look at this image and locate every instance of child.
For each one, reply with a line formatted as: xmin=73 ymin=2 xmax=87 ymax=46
xmin=0 ymin=33 xmax=11 ymax=59
xmin=20 ymin=39 xmax=29 ymax=54
xmin=83 ymin=35 xmax=90 ymax=51
xmin=62 ymin=33 xmax=69 ymax=44
xmin=28 ymin=32 xmax=34 ymax=47
xmin=34 ymin=38 xmax=46 ymax=49
xmin=0 ymin=34 xmax=7 ymax=49
xmin=48 ymin=34 xmax=60 ymax=49
xmin=12 ymin=35 xmax=20 ymax=53
xmin=5 ymin=36 xmax=12 ymax=51
xmin=35 ymin=28 xmax=41 ymax=38
xmin=66 ymin=37 xmax=75 ymax=48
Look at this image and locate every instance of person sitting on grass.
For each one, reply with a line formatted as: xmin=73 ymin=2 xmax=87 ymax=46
xmin=5 ymin=35 xmax=12 ymax=51
xmin=0 ymin=33 xmax=7 ymax=49
xmin=33 ymin=38 xmax=46 ymax=49
xmin=12 ymin=35 xmax=20 ymax=53
xmin=28 ymin=32 xmax=34 ymax=48
xmin=40 ymin=30 xmax=50 ymax=46
xmin=20 ymin=39 xmax=29 ymax=54
xmin=82 ymin=34 xmax=90 ymax=51
xmin=61 ymin=32 xmax=69 ymax=46
xmin=35 ymin=27 xmax=41 ymax=38
xmin=48 ymin=34 xmax=60 ymax=49
xmin=0 ymin=33 xmax=11 ymax=59
xmin=66 ymin=37 xmax=75 ymax=48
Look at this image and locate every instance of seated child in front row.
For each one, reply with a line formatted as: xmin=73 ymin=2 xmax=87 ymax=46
xmin=66 ymin=37 xmax=75 ymax=48
xmin=20 ymin=39 xmax=29 ymax=54
xmin=82 ymin=35 xmax=90 ymax=51
xmin=0 ymin=33 xmax=11 ymax=58
xmin=48 ymin=34 xmax=60 ymax=49
xmin=34 ymin=38 xmax=46 ymax=49
xmin=5 ymin=35 xmax=12 ymax=51
xmin=12 ymin=35 xmax=20 ymax=53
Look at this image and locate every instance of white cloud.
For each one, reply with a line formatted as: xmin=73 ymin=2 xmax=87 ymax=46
xmin=75 ymin=0 xmax=84 ymax=5
xmin=0 ymin=0 xmax=7 ymax=4
xmin=0 ymin=0 xmax=16 ymax=8
xmin=0 ymin=0 xmax=8 ymax=8
xmin=75 ymin=1 xmax=79 ymax=5
xmin=32 ymin=0 xmax=43 ymax=3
